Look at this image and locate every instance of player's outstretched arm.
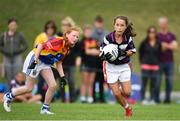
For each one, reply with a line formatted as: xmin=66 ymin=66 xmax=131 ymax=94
xmin=56 ymin=61 xmax=67 ymax=88
xmin=56 ymin=61 xmax=65 ymax=77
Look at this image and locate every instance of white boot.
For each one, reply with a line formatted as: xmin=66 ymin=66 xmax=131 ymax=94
xmin=40 ymin=109 xmax=55 ymax=115
xmin=3 ymin=93 xmax=13 ymax=112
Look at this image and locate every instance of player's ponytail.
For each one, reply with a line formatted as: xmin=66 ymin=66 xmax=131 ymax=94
xmin=114 ymin=16 xmax=136 ymax=37
xmin=125 ymin=22 xmax=136 ymax=37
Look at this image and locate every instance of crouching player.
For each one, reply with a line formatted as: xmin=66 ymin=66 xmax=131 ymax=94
xmin=3 ymin=26 xmax=81 ymax=114
xmin=100 ymin=16 xmax=136 ymax=117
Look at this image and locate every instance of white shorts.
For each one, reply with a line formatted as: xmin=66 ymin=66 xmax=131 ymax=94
xmin=22 ymin=51 xmax=51 ymax=78
xmin=103 ymin=61 xmax=131 ymax=84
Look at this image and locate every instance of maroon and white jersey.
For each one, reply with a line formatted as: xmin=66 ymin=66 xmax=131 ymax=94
xmin=101 ymin=31 xmax=136 ymax=65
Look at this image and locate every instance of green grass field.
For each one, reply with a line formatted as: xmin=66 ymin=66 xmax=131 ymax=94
xmin=0 ymin=103 xmax=180 ymax=120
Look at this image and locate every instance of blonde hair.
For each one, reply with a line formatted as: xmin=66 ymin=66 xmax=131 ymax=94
xmin=63 ymin=26 xmax=82 ymax=50
xmin=63 ymin=26 xmax=82 ymax=43
xmin=62 ymin=16 xmax=76 ymax=27
xmin=64 ymin=26 xmax=82 ymax=35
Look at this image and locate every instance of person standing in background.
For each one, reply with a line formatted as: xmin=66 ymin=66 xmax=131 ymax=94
xmin=139 ymin=26 xmax=161 ymax=105
xmin=0 ymin=18 xmax=28 ymax=90
xmin=155 ymin=17 xmax=178 ymax=104
xmin=57 ymin=16 xmax=78 ymax=102
xmin=91 ymin=15 xmax=108 ymax=103
xmin=79 ymin=25 xmax=100 ymax=103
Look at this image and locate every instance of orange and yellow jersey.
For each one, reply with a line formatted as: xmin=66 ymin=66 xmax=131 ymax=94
xmin=33 ymin=34 xmax=69 ymax=65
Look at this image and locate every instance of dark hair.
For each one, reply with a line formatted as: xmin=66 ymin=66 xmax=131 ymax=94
xmin=113 ymin=16 xmax=136 ymax=37
xmin=146 ymin=26 xmax=158 ymax=40
xmin=83 ymin=24 xmax=92 ymax=31
xmin=147 ymin=26 xmax=157 ymax=34
xmin=95 ymin=15 xmax=104 ymax=23
xmin=44 ymin=20 xmax=57 ymax=34
xmin=8 ymin=18 xmax=17 ymax=25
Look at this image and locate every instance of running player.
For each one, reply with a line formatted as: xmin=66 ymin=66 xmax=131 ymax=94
xmin=100 ymin=16 xmax=136 ymax=117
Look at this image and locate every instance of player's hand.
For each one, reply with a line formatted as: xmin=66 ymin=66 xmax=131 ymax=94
xmin=99 ymin=51 xmax=106 ymax=60
xmin=28 ymin=60 xmax=37 ymax=69
xmin=60 ymin=76 xmax=67 ymax=88
xmin=105 ymin=52 xmax=113 ymax=60
xmin=100 ymin=52 xmax=112 ymax=61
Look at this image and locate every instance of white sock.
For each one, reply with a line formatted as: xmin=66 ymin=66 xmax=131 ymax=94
xmin=124 ymin=103 xmax=129 ymax=109
xmin=42 ymin=104 xmax=49 ymax=110
xmin=6 ymin=92 xmax=14 ymax=101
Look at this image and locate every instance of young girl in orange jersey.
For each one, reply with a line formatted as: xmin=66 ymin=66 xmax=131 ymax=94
xmin=3 ymin=26 xmax=81 ymax=115
xmin=28 ymin=36 xmax=69 ymax=86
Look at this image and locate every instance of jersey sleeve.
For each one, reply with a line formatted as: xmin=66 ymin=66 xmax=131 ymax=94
xmin=100 ymin=36 xmax=110 ymax=51
xmin=43 ymin=37 xmax=63 ymax=52
xmin=126 ymin=37 xmax=136 ymax=53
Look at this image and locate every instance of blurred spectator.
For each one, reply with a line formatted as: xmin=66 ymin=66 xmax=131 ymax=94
xmin=57 ymin=16 xmax=75 ymax=36
xmin=34 ymin=20 xmax=57 ymax=46
xmin=0 ymin=83 xmax=7 ymax=103
xmin=91 ymin=15 xmax=108 ymax=102
xmin=79 ymin=25 xmax=100 ymax=103
xmin=10 ymin=72 xmax=42 ymax=103
xmin=92 ymin=15 xmax=108 ymax=44
xmin=0 ymin=18 xmax=28 ymax=90
xmin=139 ymin=26 xmax=161 ymax=105
xmin=155 ymin=17 xmax=178 ymax=103
xmin=57 ymin=16 xmax=78 ymax=102
xmin=34 ymin=20 xmax=57 ymax=102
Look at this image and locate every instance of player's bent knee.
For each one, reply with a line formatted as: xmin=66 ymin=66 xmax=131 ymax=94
xmin=49 ymin=83 xmax=57 ymax=89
